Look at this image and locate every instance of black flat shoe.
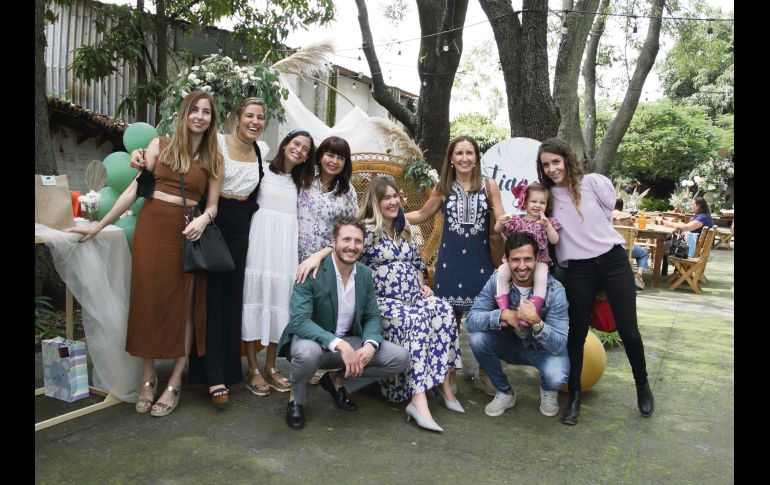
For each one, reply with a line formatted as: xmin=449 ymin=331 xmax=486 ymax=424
xmin=319 ymin=372 xmax=358 ymax=411
xmin=560 ymin=390 xmax=581 ymax=425
xmin=637 ymin=382 xmax=655 ymax=417
xmin=286 ymin=401 xmax=305 ymax=429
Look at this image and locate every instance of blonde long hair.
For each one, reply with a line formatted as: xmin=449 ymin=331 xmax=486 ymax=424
xmin=357 ymin=176 xmax=413 ymax=243
xmin=159 ymin=90 xmax=222 ymax=178
xmin=436 ymin=135 xmax=483 ymax=196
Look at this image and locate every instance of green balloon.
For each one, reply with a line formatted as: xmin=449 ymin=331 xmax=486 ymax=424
xmin=123 ymin=122 xmax=158 ymax=153
xmin=97 ymin=186 xmax=121 ymax=220
xmin=131 ymin=197 xmax=145 ymax=215
xmin=114 ymin=215 xmax=137 ymax=250
xmin=103 ymin=151 xmax=138 ymax=193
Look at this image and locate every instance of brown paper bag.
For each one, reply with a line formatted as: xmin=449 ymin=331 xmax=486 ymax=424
xmin=35 ymin=174 xmax=74 ymax=229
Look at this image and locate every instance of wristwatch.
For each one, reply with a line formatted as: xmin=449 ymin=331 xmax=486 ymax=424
xmin=531 ymin=321 xmax=545 ymax=336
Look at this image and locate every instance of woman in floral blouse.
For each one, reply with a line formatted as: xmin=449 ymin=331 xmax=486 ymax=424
xmin=295 ymin=136 xmax=358 ymax=268
xmin=359 ymin=176 xmax=462 ymax=432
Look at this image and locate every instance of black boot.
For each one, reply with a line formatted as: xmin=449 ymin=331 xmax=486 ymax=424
xmin=560 ymin=390 xmax=581 ymax=425
xmin=636 ymin=382 xmax=655 ymax=417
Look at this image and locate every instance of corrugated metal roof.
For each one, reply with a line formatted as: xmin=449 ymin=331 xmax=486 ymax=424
xmin=45 ymin=1 xmax=157 ymax=125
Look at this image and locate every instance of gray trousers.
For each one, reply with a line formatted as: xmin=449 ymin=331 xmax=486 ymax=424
xmin=289 ymin=335 xmax=410 ymax=405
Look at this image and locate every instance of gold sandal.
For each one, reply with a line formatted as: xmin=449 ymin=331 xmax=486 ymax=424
xmin=135 ymin=374 xmax=158 ymax=414
xmin=245 ymin=368 xmax=271 ymax=396
xmin=150 ymin=384 xmax=180 ymax=417
xmin=265 ymin=367 xmax=291 ymax=392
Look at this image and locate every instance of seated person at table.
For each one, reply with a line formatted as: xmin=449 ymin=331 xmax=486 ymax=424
xmin=661 ymin=196 xmax=714 ymax=274
xmin=613 ymin=198 xmax=649 ymax=290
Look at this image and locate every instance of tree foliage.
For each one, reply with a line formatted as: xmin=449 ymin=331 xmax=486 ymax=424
xmin=450 ymin=113 xmax=509 ymax=155
xmin=69 ymin=0 xmax=334 ymax=122
xmin=605 ymin=101 xmax=733 ymax=186
xmin=659 ymin=2 xmax=734 ymax=117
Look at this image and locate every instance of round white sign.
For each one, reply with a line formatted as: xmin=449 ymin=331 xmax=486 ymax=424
xmin=481 ymin=137 xmax=542 ymax=214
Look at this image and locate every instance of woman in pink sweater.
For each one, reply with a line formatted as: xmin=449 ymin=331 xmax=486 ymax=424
xmin=536 ymin=138 xmax=654 ymax=426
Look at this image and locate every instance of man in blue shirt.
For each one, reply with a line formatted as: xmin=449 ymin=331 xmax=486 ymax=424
xmin=466 ymin=232 xmax=570 ymax=417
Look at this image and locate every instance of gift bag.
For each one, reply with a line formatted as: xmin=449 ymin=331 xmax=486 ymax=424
xmin=590 ymin=292 xmax=617 ymax=333
xmin=35 ymin=174 xmax=74 ymax=229
xmin=42 ymin=337 xmax=89 ymax=402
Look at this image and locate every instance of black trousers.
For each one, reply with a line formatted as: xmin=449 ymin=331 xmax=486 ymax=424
xmin=188 ymin=197 xmax=258 ymax=387
xmin=563 ymin=245 xmax=649 ymax=391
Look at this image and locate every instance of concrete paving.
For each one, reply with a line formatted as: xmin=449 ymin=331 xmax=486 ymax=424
xmin=35 ymin=248 xmax=734 ymax=484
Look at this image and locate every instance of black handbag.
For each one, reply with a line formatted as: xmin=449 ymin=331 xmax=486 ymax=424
xmin=179 ymin=173 xmax=235 ymax=273
xmin=668 ymin=231 xmax=690 ymax=259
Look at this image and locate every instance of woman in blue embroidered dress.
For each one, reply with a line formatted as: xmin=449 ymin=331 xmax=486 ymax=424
xmin=360 ymin=176 xmax=463 ymax=432
xmin=406 ymin=136 xmax=505 ymax=390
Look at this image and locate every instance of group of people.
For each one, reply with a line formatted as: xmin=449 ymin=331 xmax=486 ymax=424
xmin=67 ymin=90 xmax=657 ymax=431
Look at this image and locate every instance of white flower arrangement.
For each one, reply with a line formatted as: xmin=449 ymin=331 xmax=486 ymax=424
xmin=78 ymin=190 xmax=101 ymax=221
xmin=158 ymin=54 xmax=289 ymax=135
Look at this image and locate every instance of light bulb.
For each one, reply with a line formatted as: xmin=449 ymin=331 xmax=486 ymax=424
xmin=561 ymin=22 xmax=568 ymax=35
xmin=442 ymin=44 xmax=449 ymax=52
xmin=707 ymin=24 xmax=714 ymax=41
xmin=313 ymin=81 xmax=318 ymax=89
xmin=422 ymin=80 xmax=427 ymax=86
xmin=352 ymin=82 xmax=356 ymax=90
xmin=632 ymin=17 xmax=638 ymax=34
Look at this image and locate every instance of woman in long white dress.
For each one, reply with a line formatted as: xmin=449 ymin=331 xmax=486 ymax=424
xmin=242 ymin=130 xmax=315 ymax=395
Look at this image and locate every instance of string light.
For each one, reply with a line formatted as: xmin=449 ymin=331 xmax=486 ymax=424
xmin=442 ymin=44 xmax=449 ymax=52
xmin=707 ymin=22 xmax=714 ymax=41
xmin=561 ymin=21 xmax=568 ymax=35
xmin=422 ymin=80 xmax=427 ymax=86
xmin=313 ymin=81 xmax=318 ymax=88
xmin=352 ymin=82 xmax=356 ymax=90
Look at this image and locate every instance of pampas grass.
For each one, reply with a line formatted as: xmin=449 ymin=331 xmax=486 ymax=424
xmin=85 ymin=160 xmax=107 ymax=192
xmin=369 ymin=117 xmax=424 ymax=161
xmin=271 ymin=39 xmax=336 ymax=77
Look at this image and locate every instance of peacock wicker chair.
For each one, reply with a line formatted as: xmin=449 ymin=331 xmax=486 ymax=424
xmin=351 ymin=153 xmax=443 ymax=276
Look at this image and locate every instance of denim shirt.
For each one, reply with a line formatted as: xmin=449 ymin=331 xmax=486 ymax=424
xmin=466 ymin=273 xmax=569 ymax=355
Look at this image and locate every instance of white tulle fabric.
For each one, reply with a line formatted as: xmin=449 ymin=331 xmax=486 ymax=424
xmin=35 ymin=223 xmax=143 ymax=402
xmin=275 ymin=73 xmax=391 ymax=153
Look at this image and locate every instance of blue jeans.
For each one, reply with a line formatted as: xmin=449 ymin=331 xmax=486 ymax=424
xmin=469 ymin=331 xmax=569 ymax=392
xmin=632 ymin=245 xmax=648 ymax=272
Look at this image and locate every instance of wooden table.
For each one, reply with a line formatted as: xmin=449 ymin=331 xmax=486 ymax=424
xmin=35 ymin=228 xmax=126 ymax=432
xmin=635 ymin=223 xmax=675 ymax=288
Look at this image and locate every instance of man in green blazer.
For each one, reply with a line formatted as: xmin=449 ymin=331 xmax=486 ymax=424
xmin=278 ymin=216 xmax=410 ymax=429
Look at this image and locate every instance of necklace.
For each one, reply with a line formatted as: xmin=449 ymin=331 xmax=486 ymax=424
xmin=235 ymin=133 xmax=253 ymax=146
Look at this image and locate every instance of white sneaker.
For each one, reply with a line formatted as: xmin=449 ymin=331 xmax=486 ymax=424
xmin=485 ymin=390 xmax=517 ymax=416
xmin=539 ymin=388 xmax=559 ymax=416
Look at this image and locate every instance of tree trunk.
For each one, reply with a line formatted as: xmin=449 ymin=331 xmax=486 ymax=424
xmin=593 ymin=0 xmax=665 ymax=175
xmin=356 ymin=0 xmax=468 ymax=171
xmin=35 ymin=0 xmax=57 ymax=175
xmin=154 ymin=0 xmax=168 ymax=121
xmin=355 ymin=0 xmax=416 ymax=132
xmin=581 ymin=0 xmax=609 ymax=160
xmin=553 ymin=0 xmax=600 ymax=165
xmin=135 ymin=0 xmax=147 ymax=122
xmin=480 ymin=0 xmax=559 ymax=141
xmin=413 ymin=0 xmax=469 ymax=170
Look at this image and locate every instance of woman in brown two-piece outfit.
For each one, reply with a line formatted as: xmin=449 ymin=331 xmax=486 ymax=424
xmin=68 ymin=90 xmax=224 ymax=417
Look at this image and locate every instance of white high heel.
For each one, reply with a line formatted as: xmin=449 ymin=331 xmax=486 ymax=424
xmin=433 ymin=388 xmax=465 ymax=413
xmin=405 ymin=403 xmax=444 ymax=432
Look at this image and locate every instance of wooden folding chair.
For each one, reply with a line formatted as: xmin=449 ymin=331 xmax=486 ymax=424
xmin=613 ymin=225 xmax=637 ymax=265
xmin=714 ymin=219 xmax=734 ymax=250
xmin=667 ymin=228 xmax=716 ymax=293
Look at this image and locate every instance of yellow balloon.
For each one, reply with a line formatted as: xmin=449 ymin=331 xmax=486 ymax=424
xmin=561 ymin=331 xmax=606 ymax=393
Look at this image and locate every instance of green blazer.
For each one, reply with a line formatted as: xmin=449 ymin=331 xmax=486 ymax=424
xmin=277 ymin=254 xmax=383 ymax=357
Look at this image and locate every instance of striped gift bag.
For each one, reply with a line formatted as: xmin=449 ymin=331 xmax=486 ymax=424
xmin=42 ymin=337 xmax=89 ymax=402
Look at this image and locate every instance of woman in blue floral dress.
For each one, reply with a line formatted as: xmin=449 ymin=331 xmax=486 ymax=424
xmin=360 ymin=176 xmax=464 ymax=432
xmin=406 ymin=136 xmax=505 ymax=391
